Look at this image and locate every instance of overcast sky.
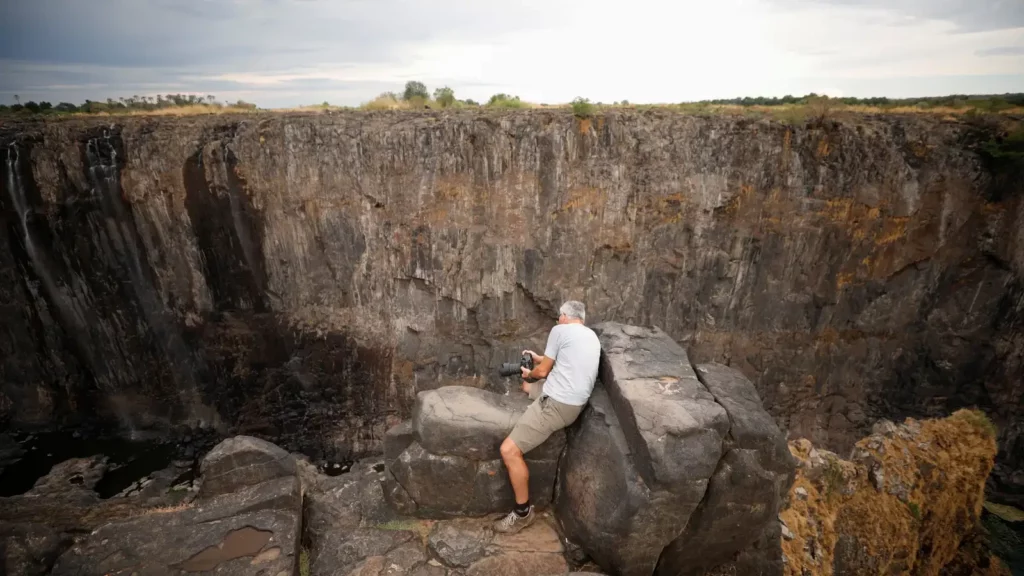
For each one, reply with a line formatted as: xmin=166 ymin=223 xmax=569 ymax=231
xmin=1 ymin=0 xmax=1022 ymax=108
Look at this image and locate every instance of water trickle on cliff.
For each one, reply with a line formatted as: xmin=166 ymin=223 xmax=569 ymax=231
xmin=6 ymin=146 xmax=51 ymax=293
xmin=5 ymin=144 xmax=78 ymax=329
xmin=83 ymin=133 xmax=209 ymax=431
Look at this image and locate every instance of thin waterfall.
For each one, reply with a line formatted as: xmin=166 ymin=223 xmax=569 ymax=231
xmin=6 ymin=144 xmax=63 ymax=311
xmin=84 ymin=132 xmax=209 ymax=430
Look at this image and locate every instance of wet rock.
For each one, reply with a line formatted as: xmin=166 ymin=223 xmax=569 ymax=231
xmin=26 ymin=456 xmax=107 ymax=501
xmin=51 ymin=476 xmax=301 ymax=575
xmin=199 ymin=435 xmax=297 ymax=498
xmin=0 ymin=433 xmax=25 ymax=474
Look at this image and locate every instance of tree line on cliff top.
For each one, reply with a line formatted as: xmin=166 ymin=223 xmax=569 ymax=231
xmin=0 ymin=93 xmax=257 ymax=115
xmin=2 ymin=82 xmax=1023 ymax=116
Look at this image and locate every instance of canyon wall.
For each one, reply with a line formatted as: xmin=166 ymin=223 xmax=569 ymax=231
xmin=0 ymin=110 xmax=1021 ymax=501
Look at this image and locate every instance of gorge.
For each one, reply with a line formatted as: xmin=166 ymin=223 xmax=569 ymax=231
xmin=0 ymin=108 xmax=1021 ymax=508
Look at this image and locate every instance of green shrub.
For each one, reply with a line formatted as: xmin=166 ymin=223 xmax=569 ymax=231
xmin=957 ymin=408 xmax=999 ymax=439
xmin=907 ymin=501 xmax=922 ymax=520
xmin=403 ymin=81 xmax=429 ymax=101
xmin=487 ymin=93 xmax=526 ymax=109
xmin=571 ymin=97 xmax=595 ymax=117
xmin=981 ymin=128 xmax=1024 ymax=163
xmin=433 ymin=86 xmax=456 ymax=108
xmin=822 ymin=457 xmax=845 ymax=502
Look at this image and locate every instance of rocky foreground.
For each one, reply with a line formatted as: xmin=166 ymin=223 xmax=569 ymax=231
xmin=0 ymin=322 xmax=1013 ymax=575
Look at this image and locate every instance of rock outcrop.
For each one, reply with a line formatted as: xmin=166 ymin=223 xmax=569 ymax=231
xmin=383 ymin=386 xmax=565 ymax=518
xmin=779 ymin=409 xmax=1002 ymax=576
xmin=199 ymin=434 xmax=297 ymax=498
xmin=554 ymin=322 xmax=794 ymax=576
xmin=1 ymin=111 xmax=1021 ymax=502
xmin=52 ymin=475 xmax=302 ymax=575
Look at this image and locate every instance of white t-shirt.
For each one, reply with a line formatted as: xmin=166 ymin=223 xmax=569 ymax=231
xmin=541 ymin=323 xmax=601 ymax=406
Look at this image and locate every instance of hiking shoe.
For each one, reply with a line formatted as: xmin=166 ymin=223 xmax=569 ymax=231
xmin=493 ymin=506 xmax=535 ymax=534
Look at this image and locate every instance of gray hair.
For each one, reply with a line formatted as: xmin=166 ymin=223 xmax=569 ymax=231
xmin=559 ymin=300 xmax=586 ymax=322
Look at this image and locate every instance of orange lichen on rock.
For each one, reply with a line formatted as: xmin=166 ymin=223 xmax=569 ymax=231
xmin=780 ymin=409 xmax=999 ymax=576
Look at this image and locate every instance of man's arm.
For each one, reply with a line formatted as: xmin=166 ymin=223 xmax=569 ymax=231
xmin=522 ymin=327 xmax=560 ymax=380
xmin=521 ymin=355 xmax=554 ymax=379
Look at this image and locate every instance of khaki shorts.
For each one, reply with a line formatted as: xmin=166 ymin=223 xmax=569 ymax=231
xmin=508 ymin=394 xmax=585 ymax=454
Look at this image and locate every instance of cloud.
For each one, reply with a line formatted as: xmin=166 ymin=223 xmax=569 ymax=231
xmin=770 ymin=0 xmax=1024 ymax=32
xmin=978 ymin=46 xmax=1024 ymax=57
xmin=1 ymin=0 xmax=1022 ymax=107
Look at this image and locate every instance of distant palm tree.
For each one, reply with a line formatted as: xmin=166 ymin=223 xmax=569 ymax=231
xmin=14 ymin=95 xmax=20 ymax=105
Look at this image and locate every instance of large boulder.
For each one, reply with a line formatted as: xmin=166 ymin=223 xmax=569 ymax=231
xmin=51 ymin=475 xmax=302 ymax=575
xmin=199 ymin=435 xmax=297 ymax=498
xmin=554 ymin=322 xmax=793 ymax=576
xmin=655 ymin=363 xmax=794 ymax=575
xmin=384 ymin=386 xmax=565 ymax=518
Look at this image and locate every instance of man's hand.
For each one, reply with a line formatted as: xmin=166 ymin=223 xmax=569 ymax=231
xmin=521 ymin=380 xmax=531 ymax=394
xmin=522 ymin=350 xmax=542 ymax=363
xmin=521 ymin=366 xmax=531 ymax=379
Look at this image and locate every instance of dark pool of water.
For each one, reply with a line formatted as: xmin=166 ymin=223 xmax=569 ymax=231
xmin=0 ymin=430 xmax=188 ymax=498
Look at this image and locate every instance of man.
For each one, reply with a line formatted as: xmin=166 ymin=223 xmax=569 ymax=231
xmin=494 ymin=300 xmax=601 ymax=534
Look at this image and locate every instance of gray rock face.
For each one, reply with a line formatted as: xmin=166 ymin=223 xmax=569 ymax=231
xmin=300 ymin=456 xmax=436 ymax=576
xmin=427 ymin=522 xmax=488 ymax=568
xmin=1 ymin=524 xmax=73 ymax=576
xmin=199 ymin=435 xmax=297 ymax=498
xmin=1 ymin=111 xmax=1020 ymax=503
xmin=655 ymin=363 xmax=795 ymax=575
xmin=51 ymin=476 xmax=301 ymax=575
xmin=385 ymin=387 xmax=563 ymax=518
xmin=555 ymin=322 xmax=793 ymax=576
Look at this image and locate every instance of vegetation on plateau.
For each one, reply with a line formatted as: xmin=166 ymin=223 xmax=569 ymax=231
xmin=0 ymin=93 xmax=258 ymax=117
xmin=2 ymin=80 xmax=1022 ymax=120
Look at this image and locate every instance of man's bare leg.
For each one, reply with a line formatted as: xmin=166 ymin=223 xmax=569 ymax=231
xmin=500 ymin=437 xmax=529 ymax=504
xmin=495 ymin=436 xmax=535 ymax=533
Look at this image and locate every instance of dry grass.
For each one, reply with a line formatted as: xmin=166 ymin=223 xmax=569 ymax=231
xmin=781 ymin=409 xmax=999 ymax=576
xmin=71 ymin=105 xmax=260 ymax=117
xmin=374 ymin=519 xmax=434 ymax=542
xmin=140 ymin=501 xmax=195 ymax=515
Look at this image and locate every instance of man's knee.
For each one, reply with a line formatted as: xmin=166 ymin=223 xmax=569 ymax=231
xmin=500 ymin=437 xmax=522 ymax=460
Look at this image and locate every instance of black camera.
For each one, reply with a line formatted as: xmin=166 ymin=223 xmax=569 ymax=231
xmin=498 ymin=353 xmax=537 ymax=382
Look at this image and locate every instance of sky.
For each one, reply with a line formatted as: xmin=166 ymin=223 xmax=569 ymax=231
xmin=0 ymin=0 xmax=1022 ymax=108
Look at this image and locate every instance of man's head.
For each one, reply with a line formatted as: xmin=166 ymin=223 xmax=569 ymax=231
xmin=558 ymin=300 xmax=586 ymax=325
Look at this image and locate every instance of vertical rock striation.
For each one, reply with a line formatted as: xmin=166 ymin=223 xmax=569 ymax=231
xmin=0 ymin=111 xmax=1021 ymax=501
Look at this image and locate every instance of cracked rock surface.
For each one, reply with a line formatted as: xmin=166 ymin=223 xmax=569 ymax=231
xmin=555 ymin=322 xmax=794 ymax=576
